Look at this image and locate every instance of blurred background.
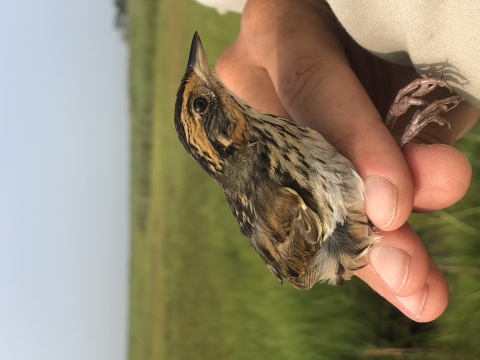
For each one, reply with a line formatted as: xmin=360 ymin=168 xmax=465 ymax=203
xmin=1 ymin=1 xmax=480 ymax=360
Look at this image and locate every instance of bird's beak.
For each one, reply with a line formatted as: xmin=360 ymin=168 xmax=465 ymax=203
xmin=187 ymin=31 xmax=210 ymax=77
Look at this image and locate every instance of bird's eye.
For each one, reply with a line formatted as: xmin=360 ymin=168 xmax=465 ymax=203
xmin=193 ymin=97 xmax=208 ymax=113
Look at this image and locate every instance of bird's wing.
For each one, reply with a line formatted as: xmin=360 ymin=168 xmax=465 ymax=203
xmin=251 ymin=186 xmax=323 ymax=290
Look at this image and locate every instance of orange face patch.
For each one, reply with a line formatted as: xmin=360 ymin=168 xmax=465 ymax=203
xmin=229 ymin=105 xmax=247 ymax=146
xmin=180 ymin=75 xmax=222 ymax=171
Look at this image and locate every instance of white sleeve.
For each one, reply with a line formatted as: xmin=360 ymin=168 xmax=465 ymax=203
xmin=326 ymin=0 xmax=480 ymax=109
xmin=195 ymin=0 xmax=246 ymax=14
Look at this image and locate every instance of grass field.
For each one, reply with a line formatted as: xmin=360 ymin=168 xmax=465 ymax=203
xmin=128 ymin=1 xmax=480 ymax=359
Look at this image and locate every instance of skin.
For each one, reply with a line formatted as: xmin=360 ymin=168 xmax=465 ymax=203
xmin=215 ymin=0 xmax=480 ymax=321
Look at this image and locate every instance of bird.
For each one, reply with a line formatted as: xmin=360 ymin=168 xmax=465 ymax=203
xmin=174 ymin=31 xmax=463 ymax=289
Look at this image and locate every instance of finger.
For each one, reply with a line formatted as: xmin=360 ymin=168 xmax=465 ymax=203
xmin=240 ymin=0 xmax=413 ymax=231
xmin=216 ymin=38 xmax=290 ymax=118
xmin=356 ymin=223 xmax=449 ymax=322
xmin=403 ymin=143 xmax=472 ymax=212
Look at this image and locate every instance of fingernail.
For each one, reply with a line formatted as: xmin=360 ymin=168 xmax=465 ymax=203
xmin=370 ymin=245 xmax=409 ymax=292
xmin=364 ymin=177 xmax=397 ymax=228
xmin=395 ymin=285 xmax=428 ymax=319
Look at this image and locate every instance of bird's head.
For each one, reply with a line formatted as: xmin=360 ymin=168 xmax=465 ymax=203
xmin=174 ymin=32 xmax=248 ymax=178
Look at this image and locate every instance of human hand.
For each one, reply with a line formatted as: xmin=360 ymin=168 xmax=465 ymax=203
xmin=216 ymin=0 xmax=479 ymax=321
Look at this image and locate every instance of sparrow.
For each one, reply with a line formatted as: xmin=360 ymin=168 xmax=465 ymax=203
xmin=174 ymin=32 xmax=462 ymax=289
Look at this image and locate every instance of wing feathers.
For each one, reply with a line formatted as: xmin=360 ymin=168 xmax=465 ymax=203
xmin=251 ymin=186 xmax=324 ymax=289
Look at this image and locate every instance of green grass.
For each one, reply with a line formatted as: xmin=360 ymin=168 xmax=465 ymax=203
xmin=128 ymin=1 xmax=480 ymax=359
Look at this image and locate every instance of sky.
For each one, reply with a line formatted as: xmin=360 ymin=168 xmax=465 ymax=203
xmin=0 ymin=1 xmax=129 ymax=359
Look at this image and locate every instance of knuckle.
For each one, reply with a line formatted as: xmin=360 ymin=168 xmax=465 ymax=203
xmin=215 ymin=43 xmax=243 ymax=86
xmin=215 ymin=47 xmax=232 ymax=78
